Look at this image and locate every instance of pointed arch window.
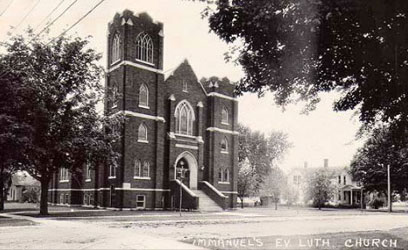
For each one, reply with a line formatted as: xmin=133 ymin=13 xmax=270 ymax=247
xmin=111 ymin=34 xmax=120 ymax=63
xmin=136 ymin=32 xmax=154 ymax=64
xmin=218 ymin=168 xmax=230 ymax=183
xmin=221 ymin=107 xmax=229 ymax=125
xmin=134 ymin=159 xmax=141 ymax=177
xmin=175 ymin=101 xmax=195 ymax=136
xmin=142 ymin=161 xmax=150 ymax=178
xmin=111 ymin=83 xmax=119 ymax=108
xmin=139 ymin=84 xmax=149 ymax=108
xmin=138 ymin=123 xmax=148 ymax=143
xmin=221 ymin=137 xmax=228 ymax=153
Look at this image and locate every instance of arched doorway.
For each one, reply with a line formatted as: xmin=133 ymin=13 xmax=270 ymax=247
xmin=174 ymin=152 xmax=198 ymax=189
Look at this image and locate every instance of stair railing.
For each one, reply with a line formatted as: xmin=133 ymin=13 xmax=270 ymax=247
xmin=198 ymin=181 xmax=228 ymax=210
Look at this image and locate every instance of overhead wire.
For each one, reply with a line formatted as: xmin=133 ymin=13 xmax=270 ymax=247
xmin=34 ymin=0 xmax=78 ymax=38
xmin=33 ymin=0 xmax=65 ymax=32
xmin=14 ymin=0 xmax=41 ymax=30
xmin=49 ymin=0 xmax=105 ymax=43
xmin=0 ymin=0 xmax=14 ymax=16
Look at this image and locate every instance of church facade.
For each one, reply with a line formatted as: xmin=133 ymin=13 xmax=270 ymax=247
xmin=48 ymin=10 xmax=238 ymax=210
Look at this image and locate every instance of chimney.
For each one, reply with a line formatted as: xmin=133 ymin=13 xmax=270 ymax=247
xmin=324 ymin=159 xmax=329 ymax=168
xmin=304 ymin=161 xmax=308 ymax=168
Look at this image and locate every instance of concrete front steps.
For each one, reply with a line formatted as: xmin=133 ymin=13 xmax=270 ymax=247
xmin=193 ymin=190 xmax=224 ymax=212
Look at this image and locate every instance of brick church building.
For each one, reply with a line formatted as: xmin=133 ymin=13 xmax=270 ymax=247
xmin=48 ymin=10 xmax=238 ymax=211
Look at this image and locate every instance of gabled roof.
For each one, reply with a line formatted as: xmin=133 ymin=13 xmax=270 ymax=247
xmin=165 ymin=59 xmax=207 ymax=96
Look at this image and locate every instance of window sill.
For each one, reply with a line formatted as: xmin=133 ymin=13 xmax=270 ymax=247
xmin=221 ymin=122 xmax=229 ymax=125
xmin=85 ymin=179 xmax=91 ymax=182
xmin=133 ymin=176 xmax=151 ymax=180
xmin=108 ymin=176 xmax=116 ymax=179
xmin=221 ymin=151 xmax=229 ymax=154
xmin=182 ymin=90 xmax=188 ymax=93
xmin=135 ymin=59 xmax=155 ymax=66
xmin=138 ymin=140 xmax=149 ymax=144
xmin=218 ymin=181 xmax=230 ymax=184
xmin=138 ymin=105 xmax=150 ymax=109
xmin=59 ymin=180 xmax=69 ymax=183
xmin=174 ymin=133 xmax=195 ymax=139
xmin=112 ymin=104 xmax=118 ymax=109
xmin=110 ymin=59 xmax=121 ymax=66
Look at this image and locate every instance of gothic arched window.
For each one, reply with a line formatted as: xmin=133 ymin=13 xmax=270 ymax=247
xmin=142 ymin=161 xmax=150 ymax=178
xmin=221 ymin=107 xmax=229 ymax=124
xmin=175 ymin=101 xmax=195 ymax=135
xmin=139 ymin=84 xmax=149 ymax=107
xmin=136 ymin=32 xmax=154 ymax=64
xmin=138 ymin=123 xmax=148 ymax=142
xmin=111 ymin=83 xmax=119 ymax=108
xmin=111 ymin=34 xmax=120 ymax=63
xmin=221 ymin=137 xmax=228 ymax=152
xmin=134 ymin=159 xmax=141 ymax=177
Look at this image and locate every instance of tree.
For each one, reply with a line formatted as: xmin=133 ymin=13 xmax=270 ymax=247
xmin=203 ymin=0 xmax=408 ymax=130
xmin=237 ymin=158 xmax=255 ymax=208
xmin=305 ymin=168 xmax=334 ymax=210
xmin=350 ymin=126 xmax=408 ymax=196
xmin=237 ymin=123 xmax=291 ymax=193
xmin=0 ymin=66 xmax=32 ymax=210
xmin=0 ymin=31 xmax=120 ymax=215
xmin=259 ymin=167 xmax=286 ymax=210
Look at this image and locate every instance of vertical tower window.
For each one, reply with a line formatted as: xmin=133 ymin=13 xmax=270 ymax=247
xmin=221 ymin=137 xmax=228 ymax=153
xmin=175 ymin=101 xmax=195 ymax=135
xmin=142 ymin=161 xmax=150 ymax=178
xmin=139 ymin=84 xmax=149 ymax=108
xmin=221 ymin=107 xmax=229 ymax=124
xmin=136 ymin=32 xmax=154 ymax=64
xmin=86 ymin=162 xmax=91 ymax=181
xmin=134 ymin=159 xmax=141 ymax=177
xmin=111 ymin=83 xmax=119 ymax=108
xmin=111 ymin=34 xmax=120 ymax=63
xmin=60 ymin=168 xmax=69 ymax=182
xmin=182 ymin=80 xmax=188 ymax=92
xmin=138 ymin=123 xmax=148 ymax=142
xmin=109 ymin=164 xmax=117 ymax=178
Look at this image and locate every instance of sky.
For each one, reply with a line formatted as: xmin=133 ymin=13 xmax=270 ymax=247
xmin=0 ymin=0 xmax=364 ymax=170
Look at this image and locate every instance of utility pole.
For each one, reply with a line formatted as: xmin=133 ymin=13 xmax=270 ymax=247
xmin=387 ymin=164 xmax=392 ymax=212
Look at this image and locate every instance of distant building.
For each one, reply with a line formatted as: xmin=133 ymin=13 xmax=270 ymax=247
xmin=7 ymin=171 xmax=40 ymax=202
xmin=287 ymin=159 xmax=363 ymax=207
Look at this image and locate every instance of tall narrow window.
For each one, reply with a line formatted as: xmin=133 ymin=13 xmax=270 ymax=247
xmin=182 ymin=80 xmax=188 ymax=92
xmin=142 ymin=161 xmax=150 ymax=178
xmin=139 ymin=84 xmax=149 ymax=108
xmin=60 ymin=168 xmax=69 ymax=182
xmin=221 ymin=107 xmax=229 ymax=124
xmin=224 ymin=169 xmax=230 ymax=183
xmin=86 ymin=163 xmax=91 ymax=181
xmin=221 ymin=137 xmax=228 ymax=153
xmin=109 ymin=164 xmax=116 ymax=178
xmin=111 ymin=83 xmax=119 ymax=108
xmin=138 ymin=123 xmax=148 ymax=142
xmin=174 ymin=101 xmax=195 ymax=135
xmin=136 ymin=32 xmax=154 ymax=64
xmin=111 ymin=34 xmax=120 ymax=63
xmin=134 ymin=159 xmax=141 ymax=177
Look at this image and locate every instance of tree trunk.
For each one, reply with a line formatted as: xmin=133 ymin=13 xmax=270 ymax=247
xmin=0 ymin=168 xmax=4 ymax=211
xmin=239 ymin=197 xmax=244 ymax=209
xmin=0 ymin=174 xmax=4 ymax=211
xmin=40 ymin=178 xmax=50 ymax=215
xmin=275 ymin=201 xmax=278 ymax=210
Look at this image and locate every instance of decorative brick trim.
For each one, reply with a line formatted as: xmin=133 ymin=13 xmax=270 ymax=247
xmin=108 ymin=60 xmax=163 ymax=74
xmin=206 ymin=127 xmax=239 ymax=135
xmin=175 ymin=144 xmax=199 ymax=150
xmin=48 ymin=188 xmax=170 ymax=192
xmin=207 ymin=92 xmax=237 ymax=101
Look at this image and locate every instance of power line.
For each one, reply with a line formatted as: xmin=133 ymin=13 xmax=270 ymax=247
xmin=35 ymin=0 xmax=78 ymax=38
xmin=0 ymin=0 xmax=14 ymax=17
xmin=14 ymin=0 xmax=41 ymax=30
xmin=34 ymin=0 xmax=65 ymax=32
xmin=51 ymin=0 xmax=105 ymax=42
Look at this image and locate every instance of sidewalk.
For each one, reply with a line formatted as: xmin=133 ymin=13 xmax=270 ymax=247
xmin=0 ymin=213 xmax=205 ymax=249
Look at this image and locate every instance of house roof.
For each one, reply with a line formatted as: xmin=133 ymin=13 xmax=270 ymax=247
xmin=11 ymin=171 xmax=40 ymax=187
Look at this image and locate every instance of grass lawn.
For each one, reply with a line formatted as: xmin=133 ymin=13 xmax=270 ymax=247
xmin=0 ymin=215 xmax=37 ymax=227
xmin=183 ymin=228 xmax=408 ymax=250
